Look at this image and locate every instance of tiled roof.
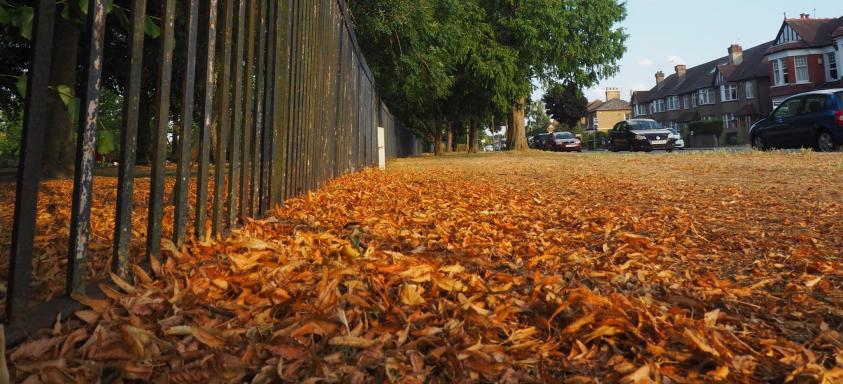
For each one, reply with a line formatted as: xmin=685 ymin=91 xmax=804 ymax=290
xmin=631 ymin=40 xmax=772 ymax=105
xmin=719 ymin=41 xmax=774 ymax=82
xmin=766 ymin=17 xmax=843 ymax=54
xmin=595 ymin=98 xmax=630 ymax=111
xmin=586 ymin=99 xmax=603 ymax=112
xmin=676 ymin=111 xmax=699 ymax=122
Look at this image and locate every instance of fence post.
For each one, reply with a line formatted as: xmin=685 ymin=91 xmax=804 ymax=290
xmin=67 ymin=0 xmax=107 ymax=294
xmin=6 ymin=0 xmax=56 ymax=322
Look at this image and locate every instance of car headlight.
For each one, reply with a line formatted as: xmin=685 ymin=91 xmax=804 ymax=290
xmin=635 ymin=134 xmax=646 ymax=140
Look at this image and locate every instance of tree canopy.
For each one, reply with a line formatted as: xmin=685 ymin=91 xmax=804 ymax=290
xmin=543 ymin=83 xmax=589 ymax=129
xmin=350 ymin=0 xmax=627 ymax=153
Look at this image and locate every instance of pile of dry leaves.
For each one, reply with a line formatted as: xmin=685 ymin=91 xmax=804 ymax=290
xmin=4 ymin=151 xmax=843 ymax=383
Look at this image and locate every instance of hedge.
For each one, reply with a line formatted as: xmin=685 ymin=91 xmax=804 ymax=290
xmin=688 ymin=120 xmax=723 ymax=137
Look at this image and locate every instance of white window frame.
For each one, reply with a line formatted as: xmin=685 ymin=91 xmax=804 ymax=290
xmin=745 ymin=81 xmax=754 ymax=99
xmin=826 ymin=52 xmax=838 ymax=81
xmin=667 ymin=96 xmax=679 ymax=111
xmin=682 ymin=95 xmax=689 ymax=109
xmin=720 ymin=83 xmax=738 ymax=102
xmin=794 ymin=55 xmax=809 ymax=83
xmin=722 ymin=113 xmax=735 ymax=129
xmin=698 ymin=88 xmax=715 ymax=105
xmin=772 ymin=59 xmax=782 ymax=85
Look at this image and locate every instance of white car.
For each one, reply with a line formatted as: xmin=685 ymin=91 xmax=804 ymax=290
xmin=668 ymin=128 xmax=684 ymax=149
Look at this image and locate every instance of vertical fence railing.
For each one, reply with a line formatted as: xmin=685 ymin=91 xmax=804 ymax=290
xmin=3 ymin=0 xmax=419 ymax=344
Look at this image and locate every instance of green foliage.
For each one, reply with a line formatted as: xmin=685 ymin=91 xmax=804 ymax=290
xmin=688 ymin=120 xmax=723 ymax=137
xmin=543 ymin=83 xmax=588 ymax=127
xmin=0 ymin=108 xmax=22 ymax=160
xmin=525 ymin=99 xmax=550 ymax=135
xmin=580 ymin=130 xmax=610 ymax=149
xmin=96 ymin=89 xmax=123 ymax=156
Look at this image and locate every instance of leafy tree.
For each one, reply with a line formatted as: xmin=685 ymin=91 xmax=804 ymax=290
xmin=542 ymin=83 xmax=588 ymax=128
xmin=525 ymin=99 xmax=551 ymax=137
xmin=478 ymin=0 xmax=627 ymax=150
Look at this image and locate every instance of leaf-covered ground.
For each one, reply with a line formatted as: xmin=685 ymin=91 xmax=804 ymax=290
xmin=4 ymin=150 xmax=843 ymax=383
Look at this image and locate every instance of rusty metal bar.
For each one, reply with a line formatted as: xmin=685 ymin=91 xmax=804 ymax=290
xmin=213 ymin=0 xmax=234 ymax=235
xmin=6 ymin=0 xmax=56 ymax=322
xmin=273 ymin=0 xmax=293 ymax=207
xmin=269 ymin=0 xmax=288 ymax=208
xmin=240 ymin=0 xmax=257 ymax=219
xmin=227 ymin=0 xmax=246 ymax=227
xmin=67 ymin=0 xmax=107 ymax=294
xmin=196 ymin=0 xmax=219 ymax=239
xmin=113 ymin=0 xmax=147 ymax=279
xmin=173 ymin=0 xmax=200 ymax=247
xmin=251 ymin=0 xmax=267 ymax=217
xmin=145 ymin=0 xmax=176 ymax=262
xmin=259 ymin=0 xmax=277 ymax=214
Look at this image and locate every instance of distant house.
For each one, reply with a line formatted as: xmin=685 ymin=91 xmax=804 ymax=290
xmin=764 ymin=14 xmax=843 ymax=106
xmin=584 ymin=88 xmax=631 ymax=132
xmin=631 ymin=41 xmax=774 ymax=145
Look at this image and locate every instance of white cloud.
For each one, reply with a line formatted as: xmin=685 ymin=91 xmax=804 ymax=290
xmin=637 ymin=58 xmax=654 ymax=67
xmin=666 ymin=55 xmax=685 ymax=66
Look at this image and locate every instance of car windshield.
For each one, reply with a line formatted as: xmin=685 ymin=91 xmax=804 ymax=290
xmin=668 ymin=128 xmax=679 ymax=135
xmin=629 ymin=120 xmax=662 ymax=130
xmin=554 ymin=132 xmax=573 ymax=139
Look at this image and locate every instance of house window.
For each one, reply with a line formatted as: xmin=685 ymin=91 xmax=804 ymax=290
xmin=745 ymin=81 xmax=754 ymax=99
xmin=722 ymin=113 xmax=735 ymax=129
xmin=826 ymin=52 xmax=838 ymax=81
xmin=683 ymin=95 xmax=689 ymax=109
xmin=795 ymin=56 xmax=809 ymax=82
xmin=701 ymin=116 xmax=715 ymax=121
xmin=773 ymin=59 xmax=791 ymax=86
xmin=720 ymin=83 xmax=738 ymax=101
xmin=698 ymin=88 xmax=715 ymax=105
xmin=667 ymin=96 xmax=679 ymax=111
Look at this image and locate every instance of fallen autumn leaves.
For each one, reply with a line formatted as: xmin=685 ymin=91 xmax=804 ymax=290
xmin=4 ymin=150 xmax=843 ymax=383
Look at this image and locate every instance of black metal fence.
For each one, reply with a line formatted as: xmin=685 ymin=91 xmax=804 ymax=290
xmin=4 ymin=0 xmax=419 ymax=342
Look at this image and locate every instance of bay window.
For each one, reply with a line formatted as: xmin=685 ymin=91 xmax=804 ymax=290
xmin=795 ymin=56 xmax=809 ymax=82
xmin=826 ymin=52 xmax=838 ymax=81
xmin=745 ymin=81 xmax=754 ymax=99
xmin=667 ymin=96 xmax=679 ymax=111
xmin=720 ymin=83 xmax=738 ymax=101
xmin=698 ymin=88 xmax=715 ymax=105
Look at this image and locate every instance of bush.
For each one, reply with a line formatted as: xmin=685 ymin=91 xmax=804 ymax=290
xmin=688 ymin=120 xmax=723 ymax=137
xmin=580 ymin=130 xmax=610 ymax=149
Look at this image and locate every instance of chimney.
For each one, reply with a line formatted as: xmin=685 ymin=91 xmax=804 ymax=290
xmin=799 ymin=13 xmax=810 ymax=19
xmin=674 ymin=64 xmax=687 ymax=78
xmin=605 ymin=87 xmax=621 ymax=100
xmin=655 ymin=70 xmax=665 ymax=85
xmin=728 ymin=44 xmax=743 ymax=65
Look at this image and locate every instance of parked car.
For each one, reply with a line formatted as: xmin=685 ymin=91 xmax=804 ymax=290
xmin=532 ymin=133 xmax=549 ymax=150
xmin=668 ymin=128 xmax=684 ymax=149
xmin=609 ymin=119 xmax=676 ymax=152
xmin=546 ymin=131 xmax=582 ymax=152
xmin=749 ymin=89 xmax=843 ymax=152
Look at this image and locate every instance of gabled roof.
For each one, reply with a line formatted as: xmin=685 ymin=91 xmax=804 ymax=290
xmin=586 ymin=99 xmax=603 ymax=112
xmin=767 ymin=17 xmax=843 ymax=54
xmin=595 ymin=98 xmax=630 ymax=111
xmin=630 ymin=40 xmax=772 ymax=105
xmin=719 ymin=40 xmax=774 ymax=82
xmin=631 ymin=90 xmax=652 ymax=103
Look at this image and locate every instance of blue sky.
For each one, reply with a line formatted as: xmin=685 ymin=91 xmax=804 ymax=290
xmin=533 ymin=0 xmax=843 ymax=103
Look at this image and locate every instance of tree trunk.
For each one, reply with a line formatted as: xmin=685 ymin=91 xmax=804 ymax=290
xmin=507 ymin=97 xmax=529 ymax=150
xmin=42 ymin=16 xmax=80 ymax=179
xmin=446 ymin=124 xmax=453 ymax=152
xmin=469 ymin=121 xmax=478 ymax=153
xmin=433 ymin=128 xmax=443 ymax=156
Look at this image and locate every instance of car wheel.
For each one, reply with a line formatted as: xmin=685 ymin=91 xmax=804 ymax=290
xmin=751 ymin=135 xmax=767 ymax=151
xmin=816 ymin=130 xmax=838 ymax=152
xmin=609 ymin=142 xmax=617 ymax=152
xmin=666 ymin=149 xmax=673 ymax=153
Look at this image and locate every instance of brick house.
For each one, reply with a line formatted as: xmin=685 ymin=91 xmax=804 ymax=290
xmin=631 ymin=41 xmax=774 ymax=145
xmin=583 ymin=88 xmax=631 ymax=132
xmin=764 ymin=14 xmax=843 ymax=106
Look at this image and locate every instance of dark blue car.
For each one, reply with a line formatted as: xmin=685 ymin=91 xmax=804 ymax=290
xmin=750 ymin=89 xmax=843 ymax=152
